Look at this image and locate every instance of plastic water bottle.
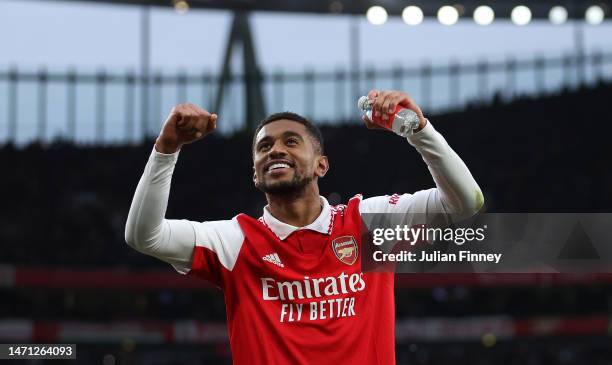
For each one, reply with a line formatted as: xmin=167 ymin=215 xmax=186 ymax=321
xmin=357 ymin=96 xmax=421 ymax=137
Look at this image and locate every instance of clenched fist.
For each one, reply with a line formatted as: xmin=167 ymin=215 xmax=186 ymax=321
xmin=155 ymin=103 xmax=217 ymax=154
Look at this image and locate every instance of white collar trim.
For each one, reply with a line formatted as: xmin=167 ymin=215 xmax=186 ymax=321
xmin=261 ymin=196 xmax=331 ymax=240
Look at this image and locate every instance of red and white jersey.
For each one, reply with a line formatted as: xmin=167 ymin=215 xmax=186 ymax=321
xmin=125 ymin=122 xmax=483 ymax=365
xmin=186 ymin=195 xmax=396 ymax=365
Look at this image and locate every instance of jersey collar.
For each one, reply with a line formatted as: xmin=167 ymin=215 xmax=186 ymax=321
xmin=262 ymin=196 xmax=331 ymax=240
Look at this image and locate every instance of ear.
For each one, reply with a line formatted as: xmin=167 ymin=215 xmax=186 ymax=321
xmin=252 ymin=165 xmax=258 ymax=185
xmin=314 ymin=155 xmax=329 ymax=178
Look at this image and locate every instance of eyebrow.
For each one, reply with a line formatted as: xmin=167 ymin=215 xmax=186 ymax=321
xmin=282 ymin=131 xmax=304 ymax=141
xmin=256 ymin=131 xmax=304 ymax=148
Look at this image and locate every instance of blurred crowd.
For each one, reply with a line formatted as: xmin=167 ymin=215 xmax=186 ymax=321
xmin=2 ymin=284 xmax=610 ymax=321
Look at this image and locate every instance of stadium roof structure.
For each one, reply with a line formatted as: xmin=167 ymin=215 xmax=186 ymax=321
xmin=51 ymin=0 xmax=612 ymax=20
xmin=42 ymin=0 xmax=609 ymax=131
xmin=53 ymin=0 xmax=611 ymax=20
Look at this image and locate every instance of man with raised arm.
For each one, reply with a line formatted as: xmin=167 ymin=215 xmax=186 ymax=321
xmin=125 ymin=89 xmax=483 ymax=365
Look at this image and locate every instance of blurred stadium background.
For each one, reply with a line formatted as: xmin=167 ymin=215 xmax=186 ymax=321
xmin=1 ymin=0 xmax=612 ymax=364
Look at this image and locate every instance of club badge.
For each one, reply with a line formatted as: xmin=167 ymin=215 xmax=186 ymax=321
xmin=332 ymin=235 xmax=359 ymax=265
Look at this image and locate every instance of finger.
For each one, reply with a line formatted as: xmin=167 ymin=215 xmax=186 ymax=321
xmin=188 ymin=103 xmax=206 ymax=118
xmin=200 ymin=109 xmax=214 ymax=133
xmin=199 ymin=109 xmax=215 ymax=134
xmin=387 ymin=95 xmax=404 ymax=114
xmin=381 ymin=96 xmax=393 ymax=119
xmin=386 ymin=97 xmax=398 ymax=115
xmin=187 ymin=111 xmax=204 ymax=138
xmin=193 ymin=117 xmax=209 ymax=137
xmin=373 ymin=91 xmax=388 ymax=117
xmin=186 ymin=103 xmax=202 ymax=122
xmin=207 ymin=114 xmax=218 ymax=133
xmin=175 ymin=112 xmax=186 ymax=128
xmin=187 ymin=105 xmax=205 ymax=132
xmin=185 ymin=104 xmax=202 ymax=133
xmin=180 ymin=113 xmax=194 ymax=131
xmin=379 ymin=91 xmax=394 ymax=118
xmin=179 ymin=103 xmax=194 ymax=131
xmin=174 ymin=104 xmax=190 ymax=129
xmin=190 ymin=103 xmax=212 ymax=123
xmin=367 ymin=89 xmax=379 ymax=102
xmin=189 ymin=106 xmax=215 ymax=138
xmin=398 ymin=94 xmax=424 ymax=118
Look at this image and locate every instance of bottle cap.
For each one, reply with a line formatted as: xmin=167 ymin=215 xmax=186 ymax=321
xmin=357 ymin=96 xmax=371 ymax=111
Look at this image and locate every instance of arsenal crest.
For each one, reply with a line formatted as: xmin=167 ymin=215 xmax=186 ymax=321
xmin=332 ymin=236 xmax=359 ymax=265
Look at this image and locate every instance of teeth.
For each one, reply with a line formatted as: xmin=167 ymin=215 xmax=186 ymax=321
xmin=268 ymin=163 xmax=290 ymax=171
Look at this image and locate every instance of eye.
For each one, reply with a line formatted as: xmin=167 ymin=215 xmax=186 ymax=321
xmin=258 ymin=142 xmax=270 ymax=151
xmin=286 ymin=137 xmax=299 ymax=146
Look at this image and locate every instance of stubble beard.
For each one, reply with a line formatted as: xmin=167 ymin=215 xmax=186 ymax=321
xmin=256 ymin=170 xmax=313 ymax=196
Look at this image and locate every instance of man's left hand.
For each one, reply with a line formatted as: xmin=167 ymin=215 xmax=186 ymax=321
xmin=362 ymin=89 xmax=427 ymax=132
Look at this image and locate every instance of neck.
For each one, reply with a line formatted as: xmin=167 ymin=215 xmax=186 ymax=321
xmin=266 ymin=185 xmax=322 ymax=227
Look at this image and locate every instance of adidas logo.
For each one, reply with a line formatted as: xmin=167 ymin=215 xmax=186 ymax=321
xmin=262 ymin=253 xmax=284 ymax=268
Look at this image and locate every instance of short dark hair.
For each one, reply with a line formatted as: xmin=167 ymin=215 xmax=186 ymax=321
xmin=252 ymin=112 xmax=324 ymax=154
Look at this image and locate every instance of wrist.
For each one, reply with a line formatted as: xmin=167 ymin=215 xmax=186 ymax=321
xmin=155 ymin=138 xmax=181 ymax=154
xmin=414 ymin=117 xmax=428 ymax=133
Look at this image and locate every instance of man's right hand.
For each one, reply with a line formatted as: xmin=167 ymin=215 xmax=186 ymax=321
xmin=155 ymin=103 xmax=218 ymax=154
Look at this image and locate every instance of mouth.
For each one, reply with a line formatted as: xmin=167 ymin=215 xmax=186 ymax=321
xmin=264 ymin=160 xmax=294 ymax=174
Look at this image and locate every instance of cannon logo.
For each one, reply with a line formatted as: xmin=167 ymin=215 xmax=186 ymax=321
xmin=332 ymin=235 xmax=358 ymax=265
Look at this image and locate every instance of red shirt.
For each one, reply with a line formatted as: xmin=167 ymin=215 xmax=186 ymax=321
xmin=188 ymin=195 xmax=395 ymax=365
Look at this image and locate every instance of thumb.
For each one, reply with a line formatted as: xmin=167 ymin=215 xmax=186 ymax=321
xmin=207 ymin=113 xmax=218 ymax=133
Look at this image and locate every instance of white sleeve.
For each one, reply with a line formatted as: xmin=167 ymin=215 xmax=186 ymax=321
xmin=124 ymin=147 xmax=243 ymax=276
xmin=360 ymin=121 xmax=483 ymax=219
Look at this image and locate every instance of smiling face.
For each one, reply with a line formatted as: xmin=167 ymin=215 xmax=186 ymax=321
xmin=252 ymin=119 xmax=328 ymax=196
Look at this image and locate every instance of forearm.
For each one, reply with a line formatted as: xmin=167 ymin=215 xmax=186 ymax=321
xmin=407 ymin=122 xmax=483 ymax=215
xmin=124 ymin=147 xmax=194 ymax=257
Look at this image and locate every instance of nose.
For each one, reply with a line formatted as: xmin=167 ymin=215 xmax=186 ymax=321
xmin=268 ymin=139 xmax=288 ymax=157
